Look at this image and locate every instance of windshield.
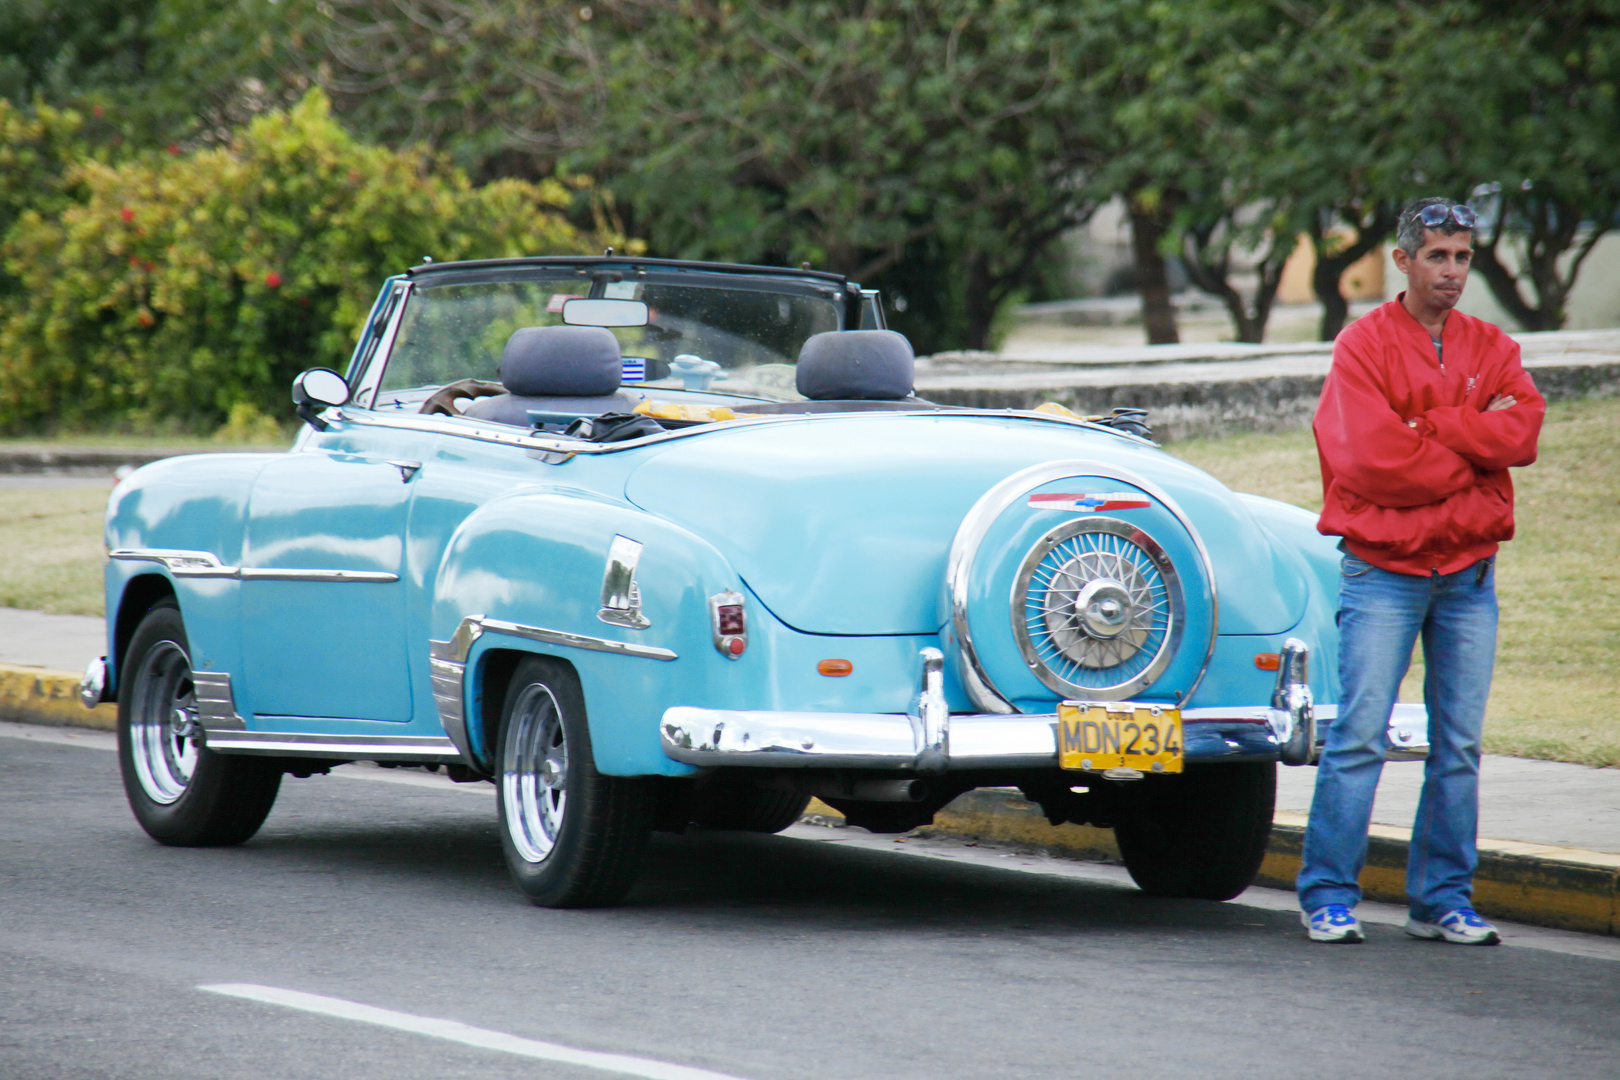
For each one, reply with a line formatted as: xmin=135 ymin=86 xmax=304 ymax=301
xmin=375 ymin=272 xmax=843 ymax=402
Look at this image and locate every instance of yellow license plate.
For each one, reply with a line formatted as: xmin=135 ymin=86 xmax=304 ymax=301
xmin=1057 ymin=702 xmax=1183 ymax=774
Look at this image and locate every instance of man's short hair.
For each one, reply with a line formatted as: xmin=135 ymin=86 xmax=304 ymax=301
xmin=1397 ymin=197 xmax=1473 ymax=257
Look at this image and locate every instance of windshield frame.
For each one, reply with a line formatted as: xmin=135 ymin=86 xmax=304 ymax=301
xmin=351 ymin=257 xmax=860 ymax=409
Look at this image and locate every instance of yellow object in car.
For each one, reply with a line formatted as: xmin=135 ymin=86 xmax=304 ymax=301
xmin=633 ymin=401 xmax=756 ymax=423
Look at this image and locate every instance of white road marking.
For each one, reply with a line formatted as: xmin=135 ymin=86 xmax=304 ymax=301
xmin=199 ymin=984 xmax=755 ymax=1080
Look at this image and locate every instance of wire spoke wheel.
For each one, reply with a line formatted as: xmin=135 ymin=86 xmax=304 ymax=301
xmin=1013 ymin=517 xmax=1183 ymax=700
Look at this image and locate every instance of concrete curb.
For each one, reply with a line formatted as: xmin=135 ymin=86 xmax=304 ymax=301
xmin=0 ymin=664 xmax=116 ymax=731
xmin=813 ymin=788 xmax=1620 ymax=938
xmin=7 ymin=670 xmax=1612 ymax=938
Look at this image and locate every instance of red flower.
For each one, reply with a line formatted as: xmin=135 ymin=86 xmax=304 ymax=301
xmin=92 ymin=105 xmax=105 ymax=119
xmin=129 ymin=256 xmax=141 ymax=268
xmin=137 ymin=311 xmax=155 ymax=328
xmin=167 ymin=143 xmax=180 ymax=156
xmin=120 ymin=207 xmax=135 ymax=224
xmin=265 ymin=271 xmax=282 ymax=288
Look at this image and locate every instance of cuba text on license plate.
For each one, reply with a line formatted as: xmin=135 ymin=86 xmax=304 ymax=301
xmin=1057 ymin=702 xmax=1183 ymax=774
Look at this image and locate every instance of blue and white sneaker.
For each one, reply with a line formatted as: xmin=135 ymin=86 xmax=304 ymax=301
xmin=1302 ymin=904 xmax=1365 ymax=943
xmin=1404 ymin=908 xmax=1502 ymax=945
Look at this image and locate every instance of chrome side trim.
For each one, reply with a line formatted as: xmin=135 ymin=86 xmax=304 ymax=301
xmin=337 ymin=405 xmax=1167 ymax=462
xmin=479 ymin=616 xmax=677 ymax=661
xmin=192 ymin=671 xmax=246 ymax=731
xmin=433 ymin=614 xmax=676 ymax=665
xmin=203 ymin=730 xmax=463 ymax=761
xmin=428 ymin=640 xmax=473 ymax=761
xmin=110 ymin=548 xmax=238 ymax=577
xmin=1271 ymin=637 xmax=1315 ymax=766
xmin=238 ymin=568 xmax=399 ymax=583
xmin=945 ymin=460 xmax=1219 ymax=715
xmin=597 ymin=534 xmax=651 ymax=629
xmin=110 ymin=549 xmax=397 ymax=583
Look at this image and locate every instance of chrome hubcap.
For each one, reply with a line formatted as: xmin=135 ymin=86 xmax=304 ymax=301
xmin=129 ymin=641 xmax=199 ymax=804
xmin=1014 ymin=517 xmax=1184 ymax=699
xmin=501 ymin=683 xmax=568 ymax=864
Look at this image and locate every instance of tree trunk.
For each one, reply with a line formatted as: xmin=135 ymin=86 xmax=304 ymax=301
xmin=1309 ymin=203 xmax=1398 ymax=341
xmin=1128 ymin=197 xmax=1179 ymax=345
xmin=961 ymin=252 xmax=999 ymax=352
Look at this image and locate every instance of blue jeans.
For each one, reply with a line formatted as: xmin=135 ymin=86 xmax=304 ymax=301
xmin=1297 ymin=553 xmax=1497 ymax=920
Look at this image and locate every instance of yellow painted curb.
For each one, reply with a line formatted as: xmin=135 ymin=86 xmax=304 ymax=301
xmin=0 ymin=663 xmax=116 ymax=731
xmin=807 ymin=790 xmax=1619 ymax=937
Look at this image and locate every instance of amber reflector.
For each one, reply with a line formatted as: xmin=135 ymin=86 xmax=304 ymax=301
xmin=1254 ymin=653 xmax=1281 ymax=671
xmin=817 ymin=659 xmax=854 ymax=677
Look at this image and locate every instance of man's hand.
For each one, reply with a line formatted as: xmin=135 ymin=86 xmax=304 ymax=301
xmin=1486 ymin=394 xmax=1517 ymax=411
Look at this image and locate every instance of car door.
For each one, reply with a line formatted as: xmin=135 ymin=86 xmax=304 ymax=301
xmin=239 ymin=451 xmax=414 ymax=722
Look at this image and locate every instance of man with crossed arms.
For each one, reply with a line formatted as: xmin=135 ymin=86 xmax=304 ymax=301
xmin=1299 ymin=197 xmax=1544 ymax=945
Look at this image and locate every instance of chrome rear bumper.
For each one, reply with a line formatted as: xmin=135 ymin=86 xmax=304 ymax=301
xmin=659 ymin=645 xmax=1431 ymax=773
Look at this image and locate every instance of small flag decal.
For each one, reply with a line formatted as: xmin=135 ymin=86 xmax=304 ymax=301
xmin=621 ymin=358 xmax=647 ymax=384
xmin=1028 ymin=492 xmax=1152 ymax=513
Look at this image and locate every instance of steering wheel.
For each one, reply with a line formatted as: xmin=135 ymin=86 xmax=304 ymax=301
xmin=419 ymin=379 xmax=506 ymax=417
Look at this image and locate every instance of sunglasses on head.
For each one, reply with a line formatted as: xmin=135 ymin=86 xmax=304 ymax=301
xmin=1418 ymin=204 xmax=1477 ymax=229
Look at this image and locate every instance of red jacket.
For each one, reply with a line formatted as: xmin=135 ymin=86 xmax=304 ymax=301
xmin=1314 ymin=297 xmax=1544 ymax=576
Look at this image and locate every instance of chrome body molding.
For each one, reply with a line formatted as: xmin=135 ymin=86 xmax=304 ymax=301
xmin=192 ymin=671 xmax=246 ymax=731
xmin=203 ymin=729 xmax=464 ymax=761
xmin=597 ymin=534 xmax=652 ymax=629
xmin=109 ymin=549 xmax=396 ymax=583
xmin=238 ymin=567 xmax=399 ymax=583
xmin=1271 ymin=637 xmax=1315 ymax=766
xmin=428 ymin=630 xmax=479 ymax=761
xmin=337 ymin=405 xmax=1149 ymax=464
xmin=427 ymin=613 xmax=678 ymax=762
xmin=110 ymin=548 xmax=238 ymax=577
xmin=944 ymin=460 xmax=1220 ymax=716
xmin=910 ymin=648 xmax=950 ymax=773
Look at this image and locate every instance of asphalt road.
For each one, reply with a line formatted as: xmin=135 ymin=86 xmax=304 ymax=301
xmin=4 ymin=723 xmax=1619 ymax=1080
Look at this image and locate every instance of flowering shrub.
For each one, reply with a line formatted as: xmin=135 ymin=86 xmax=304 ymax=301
xmin=0 ymin=90 xmax=614 ymax=433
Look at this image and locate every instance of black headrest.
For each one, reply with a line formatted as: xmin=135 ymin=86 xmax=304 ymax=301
xmin=795 ymin=330 xmax=915 ymax=401
xmin=500 ymin=326 xmax=622 ymax=397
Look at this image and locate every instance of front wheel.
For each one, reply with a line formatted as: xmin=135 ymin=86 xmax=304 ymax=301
xmin=1114 ymin=761 xmax=1275 ymax=901
xmin=496 ymin=657 xmax=654 ymax=907
xmin=117 ymin=602 xmax=282 ymax=845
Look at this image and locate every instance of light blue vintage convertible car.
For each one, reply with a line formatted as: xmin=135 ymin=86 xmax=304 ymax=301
xmin=85 ymin=256 xmax=1426 ymax=908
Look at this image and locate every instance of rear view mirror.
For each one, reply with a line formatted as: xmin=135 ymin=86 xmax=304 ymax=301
xmin=562 ymin=298 xmax=650 ymax=327
xmin=292 ymin=367 xmax=350 ymax=431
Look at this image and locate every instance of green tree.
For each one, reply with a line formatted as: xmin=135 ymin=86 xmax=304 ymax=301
xmin=0 ymin=90 xmax=607 ymax=434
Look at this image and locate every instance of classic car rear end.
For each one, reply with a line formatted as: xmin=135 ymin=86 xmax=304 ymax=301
xmin=86 ymin=256 xmax=1422 ymax=909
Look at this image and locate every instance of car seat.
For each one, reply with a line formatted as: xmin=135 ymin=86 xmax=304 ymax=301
xmin=460 ymin=325 xmax=642 ymax=426
xmin=795 ymin=330 xmax=917 ymax=401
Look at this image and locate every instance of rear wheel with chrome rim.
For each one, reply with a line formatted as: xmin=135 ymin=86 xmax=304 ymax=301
xmin=117 ymin=602 xmax=282 ymax=845
xmin=496 ymin=656 xmax=654 ymax=907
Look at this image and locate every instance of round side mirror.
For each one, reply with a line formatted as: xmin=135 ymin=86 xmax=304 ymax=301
xmin=292 ymin=368 xmax=351 ymax=408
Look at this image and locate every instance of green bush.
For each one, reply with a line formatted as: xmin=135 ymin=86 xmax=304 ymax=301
xmin=0 ymin=89 xmax=613 ymax=434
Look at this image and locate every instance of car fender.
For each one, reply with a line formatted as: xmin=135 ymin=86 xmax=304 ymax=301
xmin=101 ymin=453 xmax=278 ymax=695
xmin=431 ymin=489 xmax=748 ymax=775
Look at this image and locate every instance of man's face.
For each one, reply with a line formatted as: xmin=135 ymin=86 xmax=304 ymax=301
xmin=1393 ymin=227 xmax=1473 ymax=312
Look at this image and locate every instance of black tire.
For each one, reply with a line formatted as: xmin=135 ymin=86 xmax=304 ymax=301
xmin=117 ymin=602 xmax=282 ymax=846
xmin=692 ymin=776 xmax=811 ymax=834
xmin=1114 ymin=761 xmax=1275 ymax=901
xmin=495 ymin=656 xmax=654 ymax=908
